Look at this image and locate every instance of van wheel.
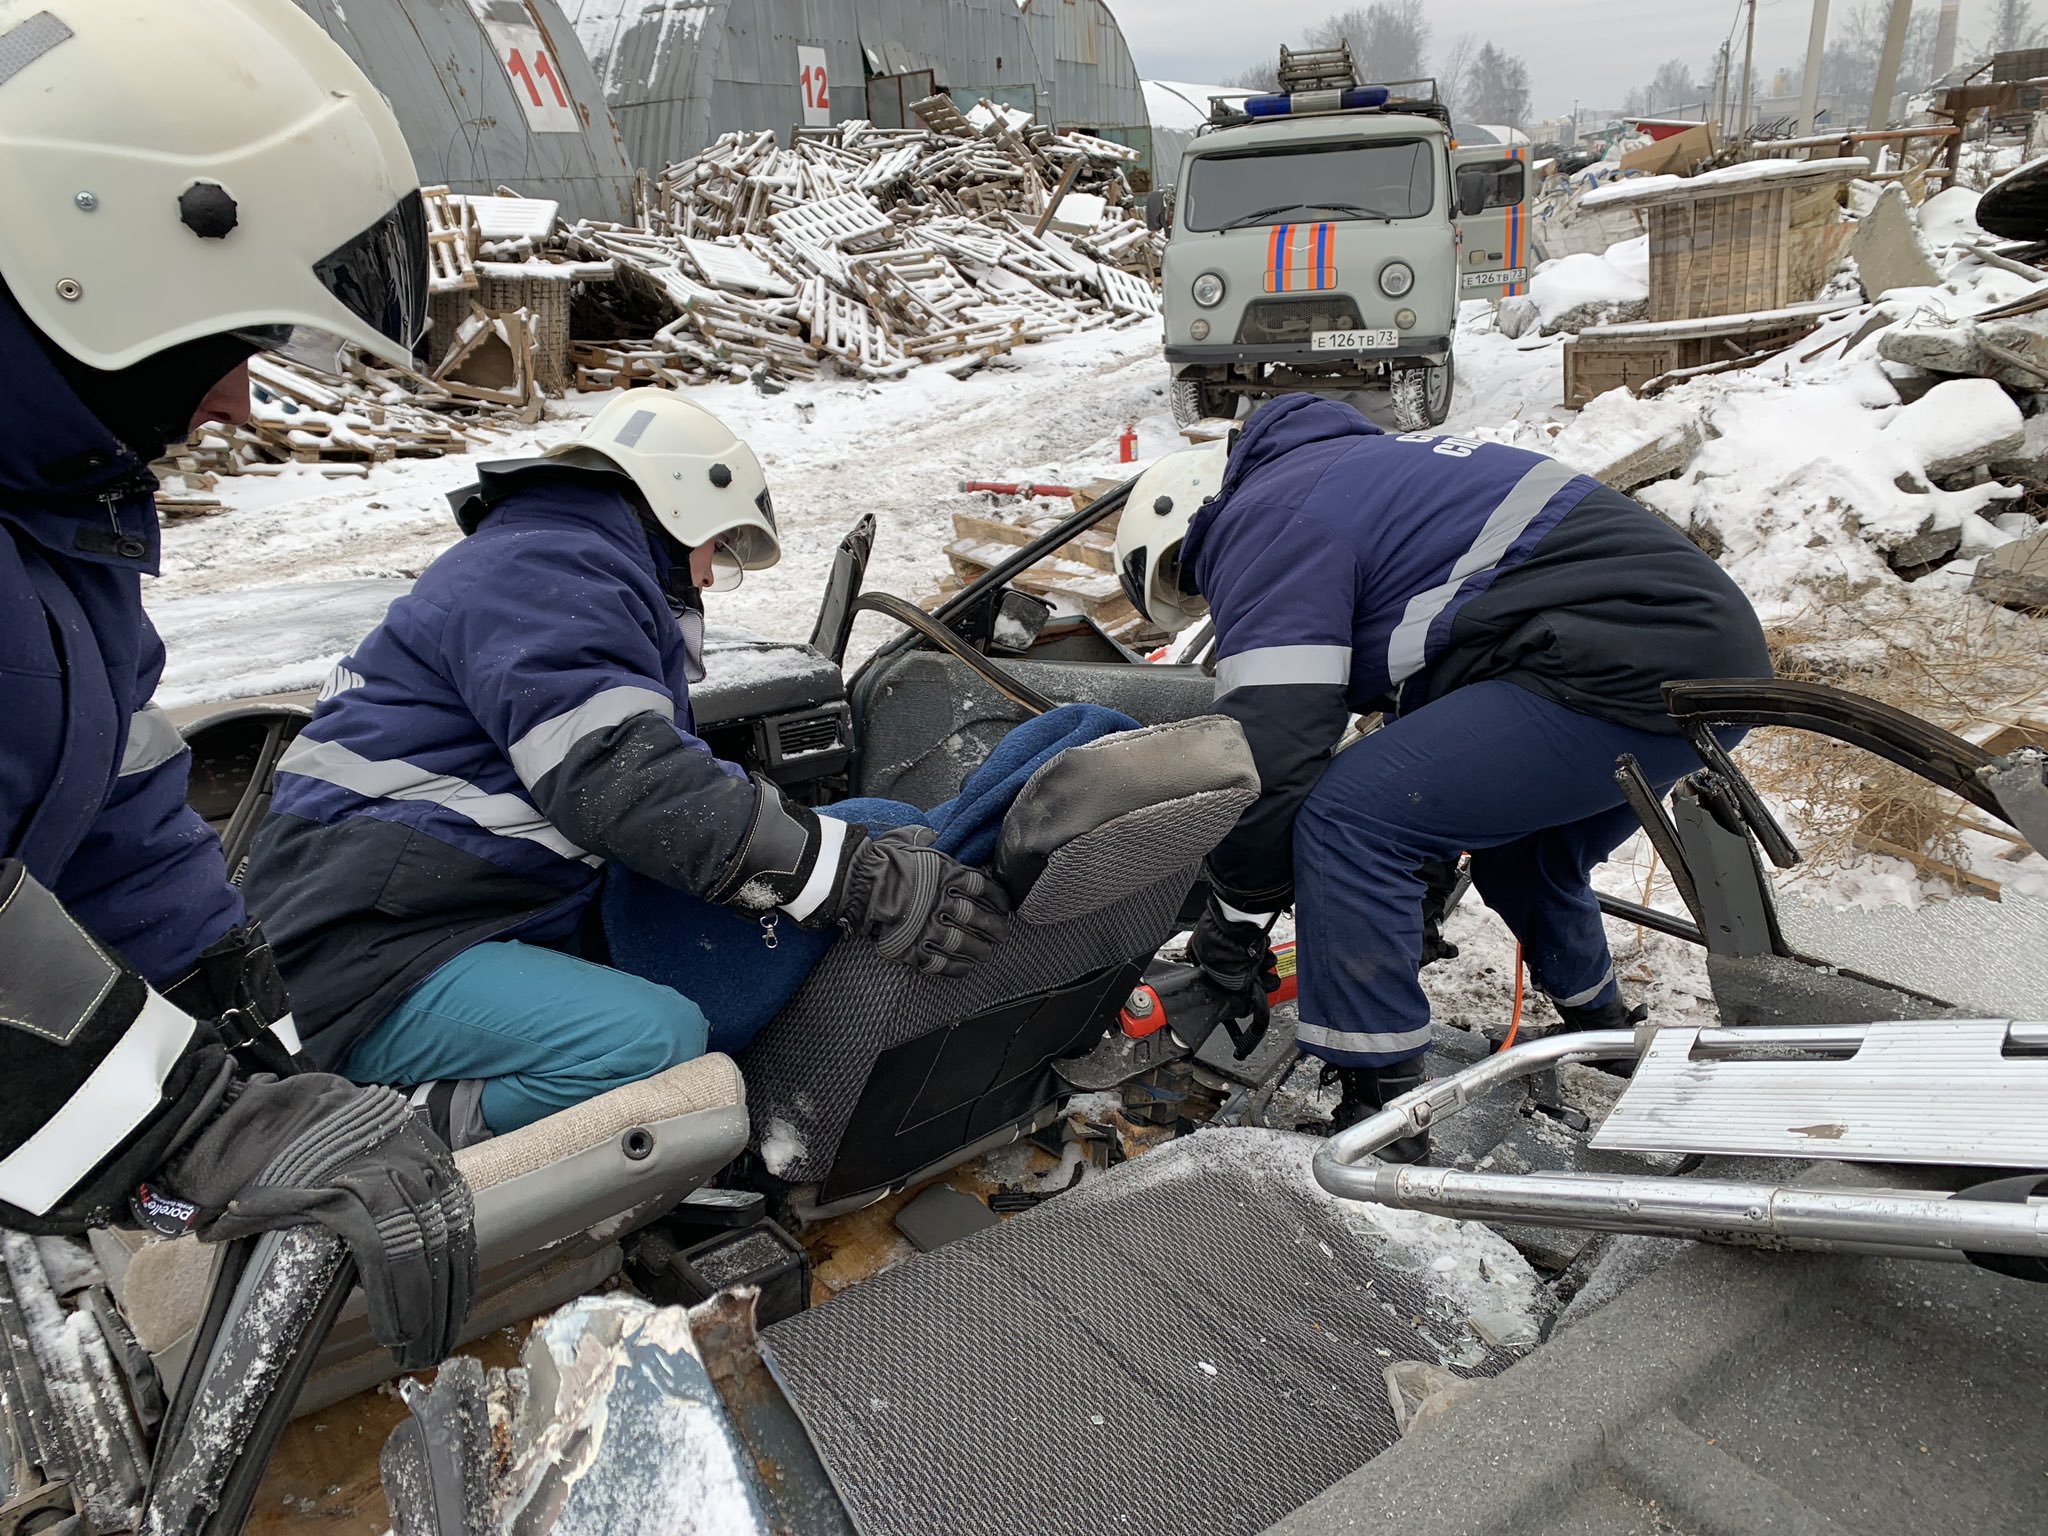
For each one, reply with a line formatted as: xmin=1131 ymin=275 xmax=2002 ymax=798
xmin=1170 ymin=376 xmax=1234 ymax=428
xmin=1390 ymin=356 xmax=1455 ymax=431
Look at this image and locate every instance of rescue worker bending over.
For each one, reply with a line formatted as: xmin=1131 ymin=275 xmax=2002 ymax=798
xmin=244 ymin=395 xmax=1010 ymax=1147
xmin=1117 ymin=396 xmax=1770 ymax=1161
xmin=0 ymin=0 xmax=471 ymax=1370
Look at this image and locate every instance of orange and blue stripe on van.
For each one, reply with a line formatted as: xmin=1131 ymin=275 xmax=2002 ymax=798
xmin=1502 ymin=147 xmax=1527 ymax=298
xmin=1265 ymin=223 xmax=1339 ymax=293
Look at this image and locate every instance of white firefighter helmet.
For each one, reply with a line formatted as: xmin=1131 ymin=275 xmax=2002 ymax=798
xmin=0 ymin=0 xmax=426 ymax=373
xmin=551 ymin=392 xmax=781 ymax=590
xmin=1114 ymin=443 xmax=1229 ymax=634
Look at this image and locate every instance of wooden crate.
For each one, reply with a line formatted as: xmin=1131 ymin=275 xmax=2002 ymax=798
xmin=1646 ymin=185 xmax=1848 ymax=320
xmin=1562 ymin=338 xmax=1683 ymax=408
xmin=1584 ymin=161 xmax=1860 ymax=323
xmin=1562 ymin=301 xmax=1845 ymax=407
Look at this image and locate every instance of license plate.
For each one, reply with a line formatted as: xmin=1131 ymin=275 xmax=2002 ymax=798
xmin=1310 ymin=329 xmax=1397 ymax=350
xmin=1461 ymin=267 xmax=1529 ymax=288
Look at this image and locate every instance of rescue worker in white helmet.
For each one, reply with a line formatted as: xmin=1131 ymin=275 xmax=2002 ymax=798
xmin=0 ymin=0 xmax=473 ymax=1369
xmin=240 ymin=393 xmax=1012 ymax=1148
xmin=1117 ymin=397 xmax=1768 ymax=1162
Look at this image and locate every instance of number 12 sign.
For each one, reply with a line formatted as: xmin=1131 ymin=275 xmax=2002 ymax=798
xmin=482 ymin=19 xmax=581 ymax=135
xmin=798 ymin=45 xmax=830 ymax=128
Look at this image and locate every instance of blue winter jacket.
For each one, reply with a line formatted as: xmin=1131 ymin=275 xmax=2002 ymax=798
xmin=0 ymin=294 xmax=241 ymax=984
xmin=243 ymin=467 xmax=768 ymax=1069
xmin=1182 ymin=394 xmax=1770 ymax=909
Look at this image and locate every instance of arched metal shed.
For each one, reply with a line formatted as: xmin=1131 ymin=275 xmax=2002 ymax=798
xmin=290 ymin=0 xmax=637 ymax=223
xmin=1017 ymin=0 xmax=1149 ymax=172
xmin=568 ymin=0 xmax=1049 ymax=178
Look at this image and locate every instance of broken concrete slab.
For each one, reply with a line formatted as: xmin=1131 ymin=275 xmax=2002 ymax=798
xmin=1496 ymin=295 xmax=1540 ymax=339
xmin=1989 ymin=412 xmax=2048 ymax=481
xmin=1882 ymin=377 xmax=2027 ymax=479
xmin=1971 ymin=526 xmax=2048 ymax=610
xmin=1879 ymin=319 xmax=1988 ymax=376
xmin=1852 ymin=186 xmax=1941 ymax=298
xmin=1884 ymin=515 xmax=1965 ymax=577
xmin=1549 ymin=393 xmax=1708 ymax=492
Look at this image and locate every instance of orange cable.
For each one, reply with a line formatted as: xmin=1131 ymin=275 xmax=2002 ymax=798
xmin=1499 ymin=943 xmax=1526 ymax=1052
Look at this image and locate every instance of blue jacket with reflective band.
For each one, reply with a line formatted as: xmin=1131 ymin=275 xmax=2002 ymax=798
xmin=244 ymin=471 xmax=763 ymax=1068
xmin=0 ymin=292 xmax=242 ymax=985
xmin=1182 ymin=394 xmax=1769 ymax=908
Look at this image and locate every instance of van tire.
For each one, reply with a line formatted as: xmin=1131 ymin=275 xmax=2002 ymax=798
xmin=1390 ymin=356 xmax=1454 ymax=431
xmin=1171 ymin=376 xmax=1234 ymax=428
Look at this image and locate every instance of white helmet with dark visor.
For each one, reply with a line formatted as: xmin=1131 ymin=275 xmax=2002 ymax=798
xmin=0 ymin=0 xmax=427 ymax=375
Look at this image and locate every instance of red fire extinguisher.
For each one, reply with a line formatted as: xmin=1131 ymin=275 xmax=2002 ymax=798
xmin=1118 ymin=422 xmax=1138 ymax=463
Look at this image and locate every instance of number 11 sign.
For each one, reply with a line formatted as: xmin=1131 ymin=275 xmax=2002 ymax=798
xmin=482 ymin=18 xmax=582 ymax=134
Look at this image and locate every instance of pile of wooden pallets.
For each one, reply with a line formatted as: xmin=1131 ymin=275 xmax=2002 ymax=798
xmin=566 ymin=108 xmax=1162 ymax=385
xmin=935 ymin=487 xmax=1157 ymax=644
xmin=168 ymin=353 xmax=518 ymax=480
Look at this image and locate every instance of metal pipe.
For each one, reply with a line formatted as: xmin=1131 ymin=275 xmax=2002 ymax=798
xmin=1595 ymin=892 xmax=1704 ymax=946
xmin=1314 ymin=1021 xmax=2048 ymax=1261
xmin=1799 ymin=0 xmax=1831 ymax=134
xmin=1317 ymin=1164 xmax=2048 ymax=1260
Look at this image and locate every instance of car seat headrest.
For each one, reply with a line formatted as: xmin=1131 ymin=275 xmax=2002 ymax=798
xmin=995 ymin=716 xmax=1259 ymax=921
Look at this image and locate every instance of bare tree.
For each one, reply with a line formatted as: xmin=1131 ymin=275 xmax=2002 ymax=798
xmin=1222 ymin=60 xmax=1280 ymax=91
xmin=1436 ymin=31 xmax=1477 ymax=112
xmin=1464 ymin=42 xmax=1532 ymax=131
xmin=1304 ymin=1 xmax=1433 ymax=85
xmin=1989 ymin=0 xmax=2044 ymax=52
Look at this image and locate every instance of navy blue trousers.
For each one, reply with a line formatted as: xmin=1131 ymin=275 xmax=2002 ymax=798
xmin=1292 ymin=680 xmax=1707 ymax=1068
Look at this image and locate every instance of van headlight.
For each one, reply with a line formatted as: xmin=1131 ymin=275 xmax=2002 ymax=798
xmin=1192 ymin=272 xmax=1226 ymax=308
xmin=1378 ymin=261 xmax=1415 ymax=298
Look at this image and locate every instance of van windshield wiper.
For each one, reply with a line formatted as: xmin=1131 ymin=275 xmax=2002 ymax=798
xmin=1219 ymin=201 xmax=1401 ymax=229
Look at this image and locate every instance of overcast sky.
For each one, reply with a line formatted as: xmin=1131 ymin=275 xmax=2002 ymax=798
xmin=1115 ymin=0 xmax=1999 ymax=120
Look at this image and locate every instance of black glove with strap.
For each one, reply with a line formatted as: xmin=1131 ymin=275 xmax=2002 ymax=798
xmin=1187 ymin=895 xmax=1280 ymax=1040
xmin=162 ymin=1072 xmax=477 ymax=1371
xmin=819 ymin=826 xmax=1012 ymax=978
xmin=705 ymin=781 xmax=1011 ymax=977
xmin=161 ymin=918 xmax=306 ymax=1077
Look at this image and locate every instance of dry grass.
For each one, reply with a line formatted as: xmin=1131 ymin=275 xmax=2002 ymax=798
xmin=1742 ymin=587 xmax=2048 ymax=884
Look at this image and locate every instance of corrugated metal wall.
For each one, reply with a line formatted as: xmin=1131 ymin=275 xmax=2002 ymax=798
xmin=292 ymin=0 xmax=636 ymax=223
xmin=567 ymin=0 xmax=1137 ymax=179
xmin=1018 ymin=0 xmax=1149 ymax=173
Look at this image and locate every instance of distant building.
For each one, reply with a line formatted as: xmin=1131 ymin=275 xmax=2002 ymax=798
xmin=291 ymin=0 xmax=637 ymax=223
xmin=568 ymin=0 xmax=1154 ymax=183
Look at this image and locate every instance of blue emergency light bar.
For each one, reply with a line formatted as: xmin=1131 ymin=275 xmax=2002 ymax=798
xmin=1243 ymin=85 xmax=1392 ymax=118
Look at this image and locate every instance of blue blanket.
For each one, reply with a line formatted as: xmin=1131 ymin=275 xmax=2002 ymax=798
xmin=602 ymin=703 xmax=1137 ymax=1053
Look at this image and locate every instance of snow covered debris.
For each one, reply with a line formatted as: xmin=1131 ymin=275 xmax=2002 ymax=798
xmin=758 ymin=1117 xmax=807 ymax=1178
xmin=1527 ymin=237 xmax=1650 ymax=334
xmin=1882 ymin=378 xmax=2026 ymax=482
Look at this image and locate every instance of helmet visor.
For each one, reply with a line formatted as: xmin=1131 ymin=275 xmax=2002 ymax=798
xmin=235 ymin=190 xmax=428 ymax=375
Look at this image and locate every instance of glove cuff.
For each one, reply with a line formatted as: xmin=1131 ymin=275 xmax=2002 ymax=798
xmin=705 ymin=777 xmax=827 ymax=912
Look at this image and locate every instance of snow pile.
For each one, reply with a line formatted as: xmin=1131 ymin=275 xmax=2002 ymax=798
xmin=1524 ymin=236 xmax=1649 ymax=334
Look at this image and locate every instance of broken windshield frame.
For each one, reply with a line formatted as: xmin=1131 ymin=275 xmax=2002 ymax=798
xmin=1182 ymin=139 xmax=1435 ymax=232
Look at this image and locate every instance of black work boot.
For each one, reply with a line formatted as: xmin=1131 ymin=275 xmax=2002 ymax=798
xmin=1549 ymin=996 xmax=1650 ymax=1076
xmin=1325 ymin=1062 xmax=1431 ymax=1164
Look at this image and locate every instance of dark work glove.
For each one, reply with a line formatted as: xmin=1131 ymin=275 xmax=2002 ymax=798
xmin=828 ymin=827 xmax=1012 ymax=978
xmin=163 ymin=1073 xmax=477 ymax=1371
xmin=1187 ymin=897 xmax=1280 ymax=1035
xmin=162 ymin=918 xmax=306 ymax=1078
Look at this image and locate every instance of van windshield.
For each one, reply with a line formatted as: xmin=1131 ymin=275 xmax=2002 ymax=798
xmin=1183 ymin=139 xmax=1434 ymax=231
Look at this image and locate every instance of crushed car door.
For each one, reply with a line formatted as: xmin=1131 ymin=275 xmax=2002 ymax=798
xmin=1449 ymin=143 xmax=1530 ymax=299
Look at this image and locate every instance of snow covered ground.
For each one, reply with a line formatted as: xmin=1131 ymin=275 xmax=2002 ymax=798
xmin=151 ymin=191 xmax=2044 ymax=1043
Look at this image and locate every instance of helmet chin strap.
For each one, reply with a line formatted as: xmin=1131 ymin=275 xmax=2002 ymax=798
xmin=35 ymin=321 xmax=258 ymax=464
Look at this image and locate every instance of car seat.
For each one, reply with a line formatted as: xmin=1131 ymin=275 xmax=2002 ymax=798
xmin=739 ymin=714 xmax=1259 ymax=1215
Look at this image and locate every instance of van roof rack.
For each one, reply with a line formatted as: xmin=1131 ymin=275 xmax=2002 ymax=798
xmin=1277 ymin=42 xmax=1359 ymax=94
